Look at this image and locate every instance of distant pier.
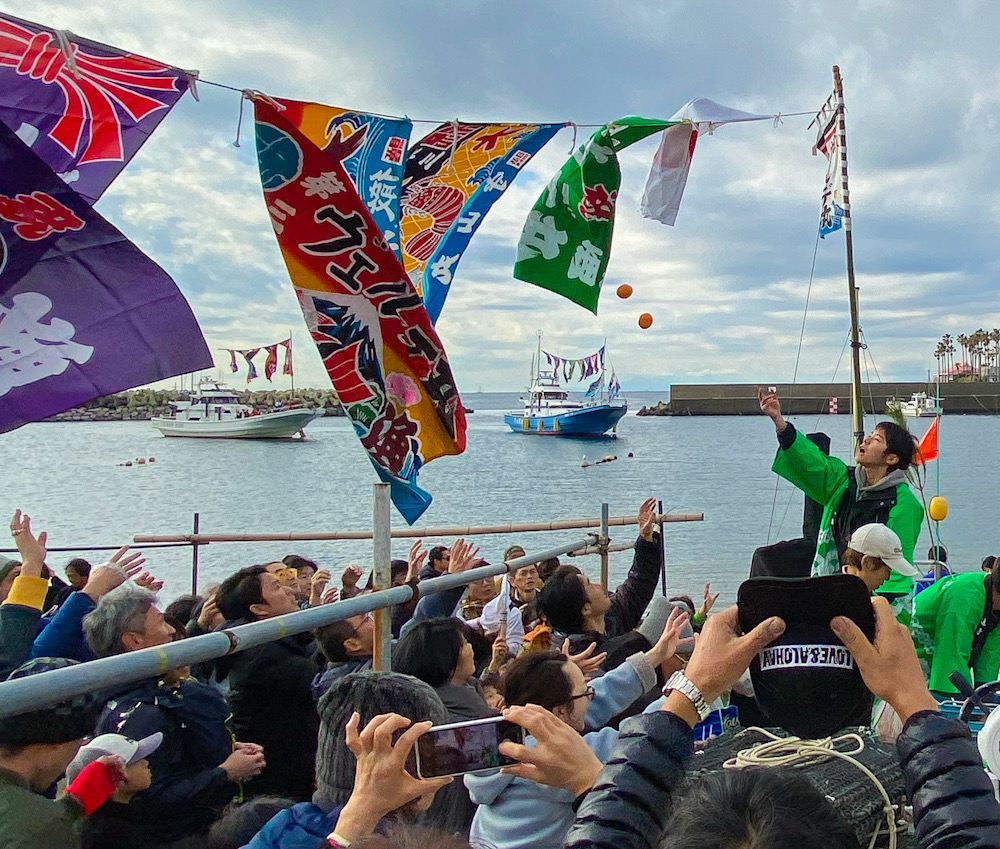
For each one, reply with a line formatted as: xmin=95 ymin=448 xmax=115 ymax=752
xmin=638 ymin=382 xmax=1000 ymax=416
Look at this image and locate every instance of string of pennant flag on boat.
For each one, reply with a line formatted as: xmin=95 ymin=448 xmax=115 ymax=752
xmin=224 ymin=338 xmax=293 ymax=383
xmin=0 ymin=8 xmax=838 ymax=521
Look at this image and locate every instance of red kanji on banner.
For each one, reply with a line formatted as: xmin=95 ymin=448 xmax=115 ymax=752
xmin=578 ymin=184 xmax=617 ymax=221
xmin=0 ymin=191 xmax=84 ymax=240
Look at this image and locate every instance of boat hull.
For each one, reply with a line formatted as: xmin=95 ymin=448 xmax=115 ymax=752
xmin=503 ymin=404 xmax=627 ymax=436
xmin=150 ymin=409 xmax=322 ymax=439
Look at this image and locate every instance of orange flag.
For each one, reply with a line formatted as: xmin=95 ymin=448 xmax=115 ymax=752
xmin=915 ymin=417 xmax=939 ymax=464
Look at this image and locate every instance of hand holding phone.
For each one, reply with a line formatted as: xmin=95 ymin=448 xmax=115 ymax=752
xmin=415 ymin=716 xmax=525 ymax=779
xmin=334 ymin=712 xmax=453 ymax=843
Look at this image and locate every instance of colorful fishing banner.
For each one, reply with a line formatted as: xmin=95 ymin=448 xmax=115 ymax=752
xmin=544 ymin=345 xmax=604 ymax=381
xmin=274 ymin=99 xmax=412 ymax=258
xmin=253 ymin=99 xmax=467 ymax=523
xmin=281 ymin=337 xmax=293 ymax=376
xmin=0 ymin=121 xmax=211 ymax=432
xmin=513 ymin=117 xmax=675 ymax=314
xmin=263 ymin=344 xmax=279 ymax=381
xmin=225 ymin=337 xmax=293 ymax=382
xmin=0 ymin=12 xmax=194 ymax=206
xmin=241 ymin=348 xmax=259 ymax=382
xmin=400 ymin=121 xmax=562 ymax=324
xmin=811 ymin=88 xmax=848 ymax=239
xmin=641 ymin=99 xmax=774 ymax=226
xmin=608 ymin=370 xmax=621 ymax=402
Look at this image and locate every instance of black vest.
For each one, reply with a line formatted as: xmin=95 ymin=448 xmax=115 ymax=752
xmin=831 ymin=469 xmax=898 ymax=561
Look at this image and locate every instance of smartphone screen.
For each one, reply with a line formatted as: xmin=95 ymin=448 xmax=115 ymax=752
xmin=415 ymin=717 xmax=524 ymax=779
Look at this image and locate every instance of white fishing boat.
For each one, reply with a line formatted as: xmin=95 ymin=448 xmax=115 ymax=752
xmin=897 ymin=392 xmax=942 ymax=418
xmin=151 ymin=379 xmax=322 ymax=439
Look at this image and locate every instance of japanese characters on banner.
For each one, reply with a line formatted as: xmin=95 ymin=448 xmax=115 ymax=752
xmin=514 ymin=117 xmax=675 ymax=314
xmin=275 ymin=99 xmax=412 ymax=258
xmin=815 ymin=111 xmax=845 ymax=238
xmin=252 ymin=99 xmax=467 ymax=523
xmin=0 ymin=12 xmax=194 ymax=205
xmin=399 ymin=122 xmax=562 ymax=324
xmin=0 ymin=122 xmax=211 ymax=432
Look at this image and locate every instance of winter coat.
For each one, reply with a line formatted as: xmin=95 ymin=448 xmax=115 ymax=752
xmin=0 ymin=574 xmax=47 ymax=677
xmin=241 ymin=801 xmax=343 ymax=849
xmin=911 ymin=571 xmax=1000 ymax=695
xmin=562 ymin=708 xmax=1000 ymax=849
xmin=224 ymin=632 xmax=322 ymax=800
xmin=466 ymin=651 xmax=659 ymax=849
xmin=772 ymin=423 xmax=923 ymax=611
xmin=31 ymin=590 xmax=96 ymax=662
xmin=95 ymin=676 xmax=237 ymax=843
xmin=436 ymin=680 xmax=497 ymax=721
xmin=560 ymin=533 xmax=662 ymax=669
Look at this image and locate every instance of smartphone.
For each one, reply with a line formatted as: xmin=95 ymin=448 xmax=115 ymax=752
xmin=414 ymin=716 xmax=524 ymax=779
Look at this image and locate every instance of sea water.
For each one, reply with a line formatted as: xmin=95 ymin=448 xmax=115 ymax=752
xmin=2 ymin=393 xmax=993 ymax=606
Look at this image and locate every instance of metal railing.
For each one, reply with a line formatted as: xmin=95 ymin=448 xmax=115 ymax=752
xmin=0 ymin=486 xmax=703 ymax=718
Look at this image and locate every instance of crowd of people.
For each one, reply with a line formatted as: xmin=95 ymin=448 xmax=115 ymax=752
xmin=2 ymin=439 xmax=1000 ymax=849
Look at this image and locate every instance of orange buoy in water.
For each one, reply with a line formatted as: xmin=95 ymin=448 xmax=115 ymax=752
xmin=638 ymin=313 xmax=653 ymax=329
xmin=616 ymin=283 xmax=633 ymax=299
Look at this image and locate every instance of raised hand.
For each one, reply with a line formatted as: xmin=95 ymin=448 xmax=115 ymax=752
xmin=757 ymin=386 xmax=786 ymax=430
xmin=309 ymin=569 xmax=331 ymax=606
xmin=698 ymin=583 xmax=720 ymax=620
xmin=82 ymin=546 xmax=147 ymax=601
xmin=341 ymin=564 xmax=363 ymax=589
xmin=645 ymin=605 xmax=694 ymax=669
xmin=406 ymin=540 xmax=427 ymax=582
xmin=447 ymin=538 xmax=481 ymax=574
xmin=562 ymin=639 xmax=608 ymax=676
xmin=500 ymin=704 xmax=603 ymax=796
xmin=321 ymin=587 xmax=340 ymax=605
xmin=9 ymin=510 xmax=47 ymax=576
xmin=197 ymin=593 xmax=224 ymax=630
xmin=831 ymin=597 xmax=939 ymax=723
xmin=333 ymin=712 xmax=453 ymax=843
xmin=133 ymin=571 xmax=164 ymax=592
xmin=638 ymin=497 xmax=658 ymax=541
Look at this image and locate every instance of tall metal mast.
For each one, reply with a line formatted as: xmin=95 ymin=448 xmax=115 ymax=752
xmin=810 ymin=65 xmax=863 ymax=448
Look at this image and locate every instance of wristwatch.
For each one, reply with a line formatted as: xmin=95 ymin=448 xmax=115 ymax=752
xmin=662 ymin=671 xmax=712 ymax=721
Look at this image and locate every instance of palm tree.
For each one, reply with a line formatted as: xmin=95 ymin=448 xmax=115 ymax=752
xmin=934 ymin=341 xmax=945 ymax=382
xmin=957 ymin=334 xmax=970 ymax=377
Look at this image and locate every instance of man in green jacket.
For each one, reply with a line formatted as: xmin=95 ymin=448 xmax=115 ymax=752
xmin=911 ymin=565 xmax=1000 ymax=696
xmin=759 ymin=387 xmax=924 ymax=620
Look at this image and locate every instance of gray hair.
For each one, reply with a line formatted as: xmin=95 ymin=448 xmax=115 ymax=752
xmin=83 ymin=583 xmax=158 ymax=658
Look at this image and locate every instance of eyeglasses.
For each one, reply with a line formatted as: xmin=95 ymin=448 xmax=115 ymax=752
xmin=566 ymin=686 xmax=595 ymax=704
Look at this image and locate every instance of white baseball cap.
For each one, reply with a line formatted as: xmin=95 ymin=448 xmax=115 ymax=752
xmin=848 ymin=524 xmax=922 ymax=578
xmin=66 ymin=732 xmax=162 ymax=782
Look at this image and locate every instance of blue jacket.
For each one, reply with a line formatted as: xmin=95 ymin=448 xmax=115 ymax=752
xmin=31 ymin=591 xmax=95 ymax=662
xmin=241 ymin=802 xmax=343 ymax=849
xmin=95 ymin=677 xmax=236 ymax=844
xmin=465 ymin=652 xmax=660 ymax=849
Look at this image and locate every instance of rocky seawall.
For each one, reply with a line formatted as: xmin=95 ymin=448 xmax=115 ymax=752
xmin=44 ymin=389 xmax=347 ymax=422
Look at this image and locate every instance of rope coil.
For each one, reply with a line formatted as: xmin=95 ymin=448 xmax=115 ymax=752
xmin=724 ymin=727 xmax=899 ymax=849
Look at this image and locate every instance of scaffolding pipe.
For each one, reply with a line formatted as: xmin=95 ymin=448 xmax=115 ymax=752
xmin=0 ymin=536 xmax=603 ymax=718
xmin=599 ymin=503 xmax=610 ymax=591
xmin=372 ymin=485 xmax=392 ymax=671
xmin=132 ymin=512 xmax=703 ymax=545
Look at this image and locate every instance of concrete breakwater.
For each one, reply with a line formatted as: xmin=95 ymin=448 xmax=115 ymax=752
xmin=637 ymin=382 xmax=1000 ymax=416
xmin=45 ymin=388 xmax=347 ymax=422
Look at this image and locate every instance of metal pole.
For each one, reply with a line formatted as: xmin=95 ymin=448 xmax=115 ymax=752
xmin=599 ymin=502 xmax=609 ymax=591
xmin=658 ymin=499 xmax=667 ymax=597
xmin=191 ymin=512 xmax=200 ymax=595
xmin=372 ymin=483 xmax=393 ymax=671
xmin=833 ymin=65 xmax=864 ymax=451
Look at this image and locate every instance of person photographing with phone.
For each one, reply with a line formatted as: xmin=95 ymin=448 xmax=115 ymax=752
xmin=758 ymin=386 xmax=923 ymax=620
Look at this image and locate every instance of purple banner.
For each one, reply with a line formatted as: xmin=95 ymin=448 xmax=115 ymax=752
xmin=0 ymin=121 xmax=211 ymax=433
xmin=0 ymin=12 xmax=192 ymax=205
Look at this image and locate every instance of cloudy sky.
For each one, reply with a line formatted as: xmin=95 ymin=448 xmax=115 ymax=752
xmin=8 ymin=0 xmax=1000 ymax=391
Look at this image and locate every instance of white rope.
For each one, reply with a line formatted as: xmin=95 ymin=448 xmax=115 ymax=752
xmin=724 ymin=727 xmax=898 ymax=849
xmin=53 ymin=30 xmax=81 ymax=79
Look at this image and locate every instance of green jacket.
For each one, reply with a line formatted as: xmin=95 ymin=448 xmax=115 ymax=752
xmin=0 ymin=767 xmax=85 ymax=849
xmin=911 ymin=571 xmax=1000 ymax=695
xmin=771 ymin=425 xmax=924 ymax=612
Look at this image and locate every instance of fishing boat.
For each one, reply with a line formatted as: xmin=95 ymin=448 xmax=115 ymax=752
xmin=897 ymin=392 xmax=943 ymax=418
xmin=504 ymin=335 xmax=627 ymax=436
xmin=150 ymin=379 xmax=322 ymax=439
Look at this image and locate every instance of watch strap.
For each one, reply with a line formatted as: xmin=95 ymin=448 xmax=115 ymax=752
xmin=663 ymin=671 xmax=712 ymax=721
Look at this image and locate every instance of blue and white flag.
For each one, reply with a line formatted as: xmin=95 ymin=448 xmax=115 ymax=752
xmin=585 ymin=373 xmax=604 ymax=398
xmin=815 ymin=113 xmax=845 ymax=239
xmin=608 ymin=370 xmax=621 ymax=402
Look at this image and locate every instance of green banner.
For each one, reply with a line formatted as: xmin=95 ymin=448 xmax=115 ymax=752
xmin=513 ymin=116 xmax=677 ymax=313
